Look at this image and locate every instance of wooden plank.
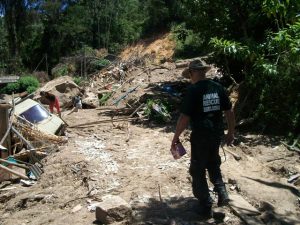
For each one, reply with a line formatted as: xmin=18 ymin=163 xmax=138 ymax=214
xmin=236 ymin=214 xmax=264 ymax=225
xmin=0 ymin=103 xmax=12 ymax=109
xmin=0 ymin=108 xmax=12 ymax=181
xmin=0 ymin=108 xmax=11 ymax=152
xmin=0 ymin=158 xmax=30 ymax=170
xmin=0 ymin=187 xmax=16 ymax=192
xmin=0 ymin=164 xmax=28 ymax=180
xmin=222 ymin=146 xmax=242 ymax=161
xmin=229 ymin=194 xmax=263 ymax=225
xmin=229 ymin=194 xmax=260 ymax=216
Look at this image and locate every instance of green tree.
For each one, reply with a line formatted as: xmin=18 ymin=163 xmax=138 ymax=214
xmin=0 ymin=17 xmax=8 ymax=73
xmin=187 ymin=0 xmax=300 ymax=133
xmin=0 ymin=0 xmax=28 ymax=72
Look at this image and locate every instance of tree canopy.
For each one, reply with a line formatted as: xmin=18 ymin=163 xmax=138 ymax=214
xmin=0 ymin=0 xmax=299 ymax=135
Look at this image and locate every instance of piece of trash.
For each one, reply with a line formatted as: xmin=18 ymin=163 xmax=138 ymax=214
xmin=20 ymin=179 xmax=36 ymax=187
xmin=87 ymin=202 xmax=101 ymax=212
xmin=28 ymin=172 xmax=37 ymax=180
xmin=152 ymin=103 xmax=171 ymax=122
xmin=71 ymin=204 xmax=83 ymax=213
xmin=230 ymin=185 xmax=237 ymax=191
xmin=70 ymin=164 xmax=81 ymax=173
xmin=287 ymin=173 xmax=300 ymax=183
xmin=224 ymin=216 xmax=231 ymax=222
xmin=161 ymin=85 xmax=181 ymax=97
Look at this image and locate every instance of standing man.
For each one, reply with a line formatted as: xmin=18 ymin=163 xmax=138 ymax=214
xmin=171 ymin=60 xmax=235 ymax=218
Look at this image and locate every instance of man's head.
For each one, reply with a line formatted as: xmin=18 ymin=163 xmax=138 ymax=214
xmin=40 ymin=91 xmax=45 ymax=97
xmin=182 ymin=60 xmax=211 ymax=83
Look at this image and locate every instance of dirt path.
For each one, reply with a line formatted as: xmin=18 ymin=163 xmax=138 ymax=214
xmin=1 ymin=108 xmax=299 ymax=225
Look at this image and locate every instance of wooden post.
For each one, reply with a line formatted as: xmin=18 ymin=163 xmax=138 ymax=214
xmin=0 ymin=104 xmax=12 ymax=181
xmin=45 ymin=53 xmax=49 ymax=75
xmin=0 ymin=106 xmax=11 ymax=155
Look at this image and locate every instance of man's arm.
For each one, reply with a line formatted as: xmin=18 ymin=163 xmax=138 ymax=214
xmin=171 ymin=114 xmax=190 ymax=147
xmin=224 ymin=108 xmax=235 ymax=145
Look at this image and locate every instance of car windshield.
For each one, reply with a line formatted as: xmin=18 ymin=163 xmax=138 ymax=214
xmin=20 ymin=104 xmax=50 ymax=123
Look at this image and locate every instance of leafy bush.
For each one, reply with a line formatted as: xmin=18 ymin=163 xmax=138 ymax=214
xmin=144 ymin=99 xmax=171 ymax=123
xmin=172 ymin=23 xmax=206 ymax=58
xmin=73 ymin=76 xmax=83 ymax=86
xmin=0 ymin=82 xmax=20 ymax=94
xmin=209 ymin=19 xmax=300 ymax=134
xmin=0 ymin=75 xmax=39 ymax=94
xmin=53 ymin=64 xmax=69 ymax=77
xmin=89 ymin=59 xmax=110 ymax=72
xmin=99 ymin=92 xmax=112 ymax=106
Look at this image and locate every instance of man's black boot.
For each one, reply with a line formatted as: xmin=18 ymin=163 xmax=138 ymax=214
xmin=216 ymin=185 xmax=230 ymax=207
xmin=195 ymin=198 xmax=213 ymax=219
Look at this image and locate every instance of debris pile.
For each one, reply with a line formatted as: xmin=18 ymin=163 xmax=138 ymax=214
xmin=0 ymin=92 xmax=68 ymax=183
xmin=35 ymin=76 xmax=84 ymax=109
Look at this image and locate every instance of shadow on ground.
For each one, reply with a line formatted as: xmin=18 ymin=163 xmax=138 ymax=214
xmin=131 ymin=197 xmax=221 ymax=225
xmin=235 ymin=133 xmax=283 ymax=148
xmin=92 ymin=197 xmax=214 ymax=225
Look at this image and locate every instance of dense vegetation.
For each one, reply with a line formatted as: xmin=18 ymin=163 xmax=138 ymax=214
xmin=0 ymin=0 xmax=299 ymax=135
xmin=0 ymin=76 xmax=39 ymax=94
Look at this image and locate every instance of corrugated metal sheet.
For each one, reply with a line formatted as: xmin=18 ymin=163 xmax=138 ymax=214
xmin=0 ymin=76 xmax=20 ymax=84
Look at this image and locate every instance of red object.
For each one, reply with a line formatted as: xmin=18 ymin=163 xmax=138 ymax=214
xmin=49 ymin=96 xmax=60 ymax=113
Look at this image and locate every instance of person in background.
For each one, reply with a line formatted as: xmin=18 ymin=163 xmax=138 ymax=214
xmin=68 ymin=95 xmax=82 ymax=115
xmin=171 ymin=60 xmax=235 ymax=218
xmin=40 ymin=91 xmax=61 ymax=117
xmin=73 ymin=95 xmax=82 ymax=112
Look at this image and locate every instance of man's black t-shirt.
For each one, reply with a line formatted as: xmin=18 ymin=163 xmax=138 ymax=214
xmin=181 ymin=79 xmax=232 ymax=137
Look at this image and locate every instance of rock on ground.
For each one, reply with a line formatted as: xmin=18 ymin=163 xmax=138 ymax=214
xmin=96 ymin=195 xmax=132 ymax=224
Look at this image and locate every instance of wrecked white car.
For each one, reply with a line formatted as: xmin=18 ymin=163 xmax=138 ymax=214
xmin=14 ymin=99 xmax=65 ymax=135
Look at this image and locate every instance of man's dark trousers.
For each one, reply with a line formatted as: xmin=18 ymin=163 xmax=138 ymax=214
xmin=189 ymin=131 xmax=225 ymax=208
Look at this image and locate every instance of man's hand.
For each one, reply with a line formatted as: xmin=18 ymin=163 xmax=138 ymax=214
xmin=224 ymin=109 xmax=235 ymax=146
xmin=171 ymin=114 xmax=190 ymax=150
xmin=225 ymin=132 xmax=234 ymax=146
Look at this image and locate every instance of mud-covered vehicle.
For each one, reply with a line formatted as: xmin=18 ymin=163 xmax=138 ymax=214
xmin=14 ymin=99 xmax=65 ymax=135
